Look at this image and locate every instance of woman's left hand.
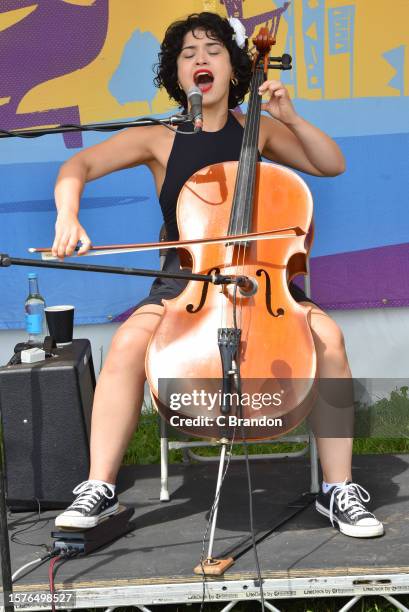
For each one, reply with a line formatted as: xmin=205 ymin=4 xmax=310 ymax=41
xmin=258 ymin=80 xmax=298 ymax=126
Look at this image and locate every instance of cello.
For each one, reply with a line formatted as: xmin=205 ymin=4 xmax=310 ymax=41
xmin=146 ymin=27 xmax=318 ymax=443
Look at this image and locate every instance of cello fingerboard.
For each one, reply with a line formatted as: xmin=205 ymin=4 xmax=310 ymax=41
xmin=228 ymin=65 xmax=264 ymax=239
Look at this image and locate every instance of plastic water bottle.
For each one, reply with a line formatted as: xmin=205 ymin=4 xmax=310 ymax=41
xmin=25 ymin=273 xmax=46 ymax=345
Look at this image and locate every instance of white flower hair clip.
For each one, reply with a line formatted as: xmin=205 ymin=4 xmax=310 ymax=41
xmin=228 ymin=17 xmax=247 ymax=49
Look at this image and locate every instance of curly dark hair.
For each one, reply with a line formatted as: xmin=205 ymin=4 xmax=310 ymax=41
xmin=153 ymin=12 xmax=252 ymax=110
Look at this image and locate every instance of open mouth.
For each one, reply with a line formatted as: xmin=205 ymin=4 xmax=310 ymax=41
xmin=193 ymin=70 xmax=214 ymax=93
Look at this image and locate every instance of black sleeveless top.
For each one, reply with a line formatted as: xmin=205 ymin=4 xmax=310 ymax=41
xmin=132 ymin=111 xmax=316 ymax=312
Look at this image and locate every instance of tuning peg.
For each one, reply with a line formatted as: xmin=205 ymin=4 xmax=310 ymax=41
xmin=268 ymin=63 xmax=292 ymax=70
xmin=268 ymin=53 xmax=292 ymax=70
xmin=281 ymin=53 xmax=292 ymax=68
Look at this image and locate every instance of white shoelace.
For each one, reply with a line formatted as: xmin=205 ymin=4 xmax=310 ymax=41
xmin=329 ymin=481 xmax=372 ymax=526
xmin=70 ymin=481 xmax=114 ymax=512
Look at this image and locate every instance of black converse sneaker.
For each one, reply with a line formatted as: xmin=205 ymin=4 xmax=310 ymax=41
xmin=315 ymin=481 xmax=384 ymax=538
xmin=55 ymin=481 xmax=119 ymax=529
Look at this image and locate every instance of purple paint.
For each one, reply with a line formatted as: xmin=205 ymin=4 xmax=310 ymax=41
xmin=221 ymin=0 xmax=290 ymax=40
xmin=309 ymin=243 xmax=409 ymax=310
xmin=113 ymin=305 xmax=137 ymax=323
xmin=0 ymin=0 xmax=109 ymax=148
xmin=115 ymin=243 xmax=409 ymax=321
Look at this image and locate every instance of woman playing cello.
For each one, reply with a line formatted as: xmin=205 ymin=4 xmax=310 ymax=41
xmin=52 ymin=12 xmax=383 ymax=538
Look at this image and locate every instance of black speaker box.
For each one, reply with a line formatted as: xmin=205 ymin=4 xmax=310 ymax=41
xmin=0 ymin=339 xmax=95 ymax=511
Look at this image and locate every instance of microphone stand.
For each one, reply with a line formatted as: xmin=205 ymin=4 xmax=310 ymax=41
xmin=0 ymin=254 xmax=248 ymax=288
xmin=0 ymin=111 xmax=196 ymax=611
xmin=0 ymin=410 xmax=13 ymax=612
xmin=0 ymin=113 xmax=193 ymax=139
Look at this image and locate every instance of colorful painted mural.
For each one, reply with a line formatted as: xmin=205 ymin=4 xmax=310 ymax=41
xmin=0 ymin=0 xmax=408 ymax=328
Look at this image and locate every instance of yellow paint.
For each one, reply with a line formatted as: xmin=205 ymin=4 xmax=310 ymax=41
xmin=61 ymin=0 xmax=98 ymax=5
xmin=0 ymin=4 xmax=37 ymax=33
xmin=202 ymin=0 xmax=219 ymax=12
xmin=352 ymin=0 xmax=409 ymax=97
xmin=0 ymin=97 xmax=11 ymax=106
xmin=324 ymin=5 xmax=350 ymax=100
xmin=18 ymin=0 xmax=206 ymax=119
xmin=327 ymin=0 xmax=409 ymax=98
xmin=305 ymin=22 xmax=318 ymax=41
xmin=295 ymin=0 xmax=322 ymax=99
xmin=10 ymin=0 xmax=409 ymax=129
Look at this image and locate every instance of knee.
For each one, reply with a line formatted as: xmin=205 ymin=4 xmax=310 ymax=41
xmin=312 ymin=318 xmax=348 ymax=362
xmin=325 ymin=323 xmax=346 ymax=356
xmin=107 ymin=328 xmax=147 ymax=370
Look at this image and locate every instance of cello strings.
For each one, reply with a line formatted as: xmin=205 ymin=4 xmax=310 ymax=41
xmin=218 ymin=62 xmax=257 ymax=354
xmin=237 ymin=64 xmax=262 ymax=330
xmin=234 ymin=67 xmax=254 ymax=328
xmin=237 ymin=71 xmax=253 ymax=324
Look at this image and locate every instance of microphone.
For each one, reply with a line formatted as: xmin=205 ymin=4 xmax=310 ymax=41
xmin=187 ymin=86 xmax=203 ymax=133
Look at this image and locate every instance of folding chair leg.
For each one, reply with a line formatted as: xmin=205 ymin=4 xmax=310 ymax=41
xmin=159 ymin=417 xmax=170 ymax=501
xmin=309 ymin=430 xmax=320 ymax=493
xmin=182 ymin=448 xmax=191 ymax=464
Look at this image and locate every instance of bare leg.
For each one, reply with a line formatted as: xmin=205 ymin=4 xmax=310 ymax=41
xmin=300 ymin=302 xmax=354 ymax=484
xmin=88 ymin=304 xmax=164 ymax=484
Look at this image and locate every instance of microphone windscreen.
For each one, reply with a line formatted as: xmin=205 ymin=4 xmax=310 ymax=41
xmin=187 ymin=85 xmax=203 ymax=101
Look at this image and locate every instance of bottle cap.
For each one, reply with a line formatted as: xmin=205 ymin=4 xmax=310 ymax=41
xmin=28 ymin=273 xmax=38 ymax=279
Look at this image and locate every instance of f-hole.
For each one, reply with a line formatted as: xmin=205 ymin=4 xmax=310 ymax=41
xmin=186 ymin=267 xmax=221 ymax=313
xmin=256 ymin=269 xmax=285 ymax=317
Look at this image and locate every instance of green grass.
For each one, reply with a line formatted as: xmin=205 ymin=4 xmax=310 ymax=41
xmin=123 ymin=385 xmax=409 ymax=465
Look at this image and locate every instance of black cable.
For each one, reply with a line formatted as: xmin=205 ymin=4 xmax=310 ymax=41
xmin=233 ymin=281 xmax=265 ymax=612
xmin=9 ymin=498 xmax=52 ymax=554
xmin=232 ymin=276 xmax=239 ymax=331
xmin=240 ymin=426 xmax=265 ymax=611
xmin=0 ymin=115 xmax=199 ymax=139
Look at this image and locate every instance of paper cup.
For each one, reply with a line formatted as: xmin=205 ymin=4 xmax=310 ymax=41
xmin=45 ymin=305 xmax=74 ymax=345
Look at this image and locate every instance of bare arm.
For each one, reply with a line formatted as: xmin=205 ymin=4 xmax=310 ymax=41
xmin=53 ymin=126 xmax=155 ymax=258
xmin=258 ymin=80 xmax=345 ymax=177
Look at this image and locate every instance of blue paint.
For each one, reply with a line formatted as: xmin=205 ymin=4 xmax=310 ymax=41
xmin=328 ymin=6 xmax=355 ymax=55
xmin=1 ymin=130 xmax=408 ymax=326
xmin=0 ymin=161 xmax=156 ymax=203
xmin=327 ymin=5 xmax=355 ymax=95
xmin=383 ymin=45 xmax=405 ymax=95
xmin=109 ymin=29 xmax=160 ymax=106
xmin=0 ymin=161 xmax=163 ymax=328
xmin=0 ymin=196 xmax=148 ymax=213
xmin=281 ymin=2 xmax=297 ymax=95
xmin=300 ymin=132 xmax=409 ymax=257
xmin=302 ymin=0 xmax=325 ymax=91
xmin=1 ymin=97 xmax=408 ymax=167
xmin=293 ymin=97 xmax=409 ymax=136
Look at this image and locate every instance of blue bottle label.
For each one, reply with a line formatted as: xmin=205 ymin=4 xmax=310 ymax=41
xmin=25 ymin=313 xmax=42 ymax=334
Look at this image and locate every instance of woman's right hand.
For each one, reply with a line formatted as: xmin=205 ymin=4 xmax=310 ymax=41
xmin=52 ymin=212 xmax=92 ymax=259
